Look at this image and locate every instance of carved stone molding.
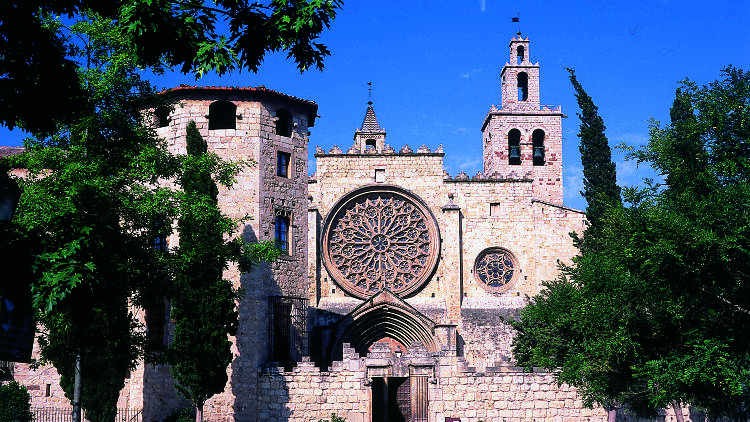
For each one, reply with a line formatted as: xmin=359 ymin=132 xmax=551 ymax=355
xmin=322 ymin=185 xmax=440 ymax=299
xmin=473 ymin=247 xmax=518 ymax=292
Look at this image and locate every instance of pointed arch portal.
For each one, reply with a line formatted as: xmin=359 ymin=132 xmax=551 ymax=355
xmin=325 ymin=290 xmax=437 ymax=364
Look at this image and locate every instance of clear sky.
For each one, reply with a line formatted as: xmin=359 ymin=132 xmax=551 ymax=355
xmin=2 ymin=0 xmax=748 ymax=210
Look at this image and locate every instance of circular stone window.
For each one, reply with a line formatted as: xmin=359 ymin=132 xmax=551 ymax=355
xmin=322 ymin=186 xmax=440 ymax=299
xmin=473 ymin=247 xmax=518 ymax=291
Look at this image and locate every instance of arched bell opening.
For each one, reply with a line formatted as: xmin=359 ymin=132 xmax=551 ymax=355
xmin=532 ymin=129 xmax=546 ymax=166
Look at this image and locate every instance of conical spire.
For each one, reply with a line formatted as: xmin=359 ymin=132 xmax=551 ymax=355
xmin=360 ymin=101 xmax=383 ymax=132
xmin=353 ymin=100 xmax=386 ymax=153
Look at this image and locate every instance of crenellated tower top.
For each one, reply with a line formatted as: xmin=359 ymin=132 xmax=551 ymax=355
xmin=482 ymin=36 xmax=565 ymax=204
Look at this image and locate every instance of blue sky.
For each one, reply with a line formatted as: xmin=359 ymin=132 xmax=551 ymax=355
xmin=2 ymin=0 xmax=748 ymax=210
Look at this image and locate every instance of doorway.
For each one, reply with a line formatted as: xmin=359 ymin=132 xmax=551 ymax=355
xmin=371 ymin=377 xmax=428 ymax=422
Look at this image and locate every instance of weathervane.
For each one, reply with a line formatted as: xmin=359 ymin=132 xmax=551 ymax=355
xmin=512 ymin=13 xmax=521 ymax=36
xmin=367 ymin=81 xmax=373 ymax=105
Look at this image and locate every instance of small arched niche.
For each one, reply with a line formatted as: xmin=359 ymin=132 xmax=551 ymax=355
xmin=365 ymin=138 xmax=377 ymax=150
xmin=275 ymin=109 xmax=293 ymax=137
xmin=208 ymin=100 xmax=236 ymax=130
xmin=532 ymin=129 xmax=546 ymax=166
xmin=154 ymin=106 xmax=170 ymax=128
xmin=508 ymin=128 xmax=521 ymax=165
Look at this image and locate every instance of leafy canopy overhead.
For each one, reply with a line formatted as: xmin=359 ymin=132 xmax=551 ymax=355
xmin=0 ymin=0 xmax=342 ymax=134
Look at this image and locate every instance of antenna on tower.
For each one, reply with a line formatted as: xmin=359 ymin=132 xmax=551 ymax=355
xmin=367 ymin=81 xmax=373 ymax=105
xmin=512 ymin=13 xmax=521 ymax=36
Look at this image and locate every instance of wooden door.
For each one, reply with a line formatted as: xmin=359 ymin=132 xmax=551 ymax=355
xmin=410 ymin=376 xmax=428 ymax=422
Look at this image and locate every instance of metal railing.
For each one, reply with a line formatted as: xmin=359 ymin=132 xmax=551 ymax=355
xmin=22 ymin=407 xmax=143 ymax=422
xmin=268 ymin=295 xmax=309 ymax=367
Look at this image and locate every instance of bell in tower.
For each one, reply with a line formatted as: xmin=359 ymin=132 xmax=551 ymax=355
xmin=481 ymin=35 xmax=565 ymax=204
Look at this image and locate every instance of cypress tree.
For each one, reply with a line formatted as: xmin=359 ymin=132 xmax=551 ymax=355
xmin=566 ymin=68 xmax=621 ymax=250
xmin=169 ymin=121 xmax=238 ymax=422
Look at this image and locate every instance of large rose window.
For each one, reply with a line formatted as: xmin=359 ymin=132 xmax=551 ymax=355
xmin=473 ymin=247 xmax=518 ymax=291
xmin=322 ymin=186 xmax=440 ymax=299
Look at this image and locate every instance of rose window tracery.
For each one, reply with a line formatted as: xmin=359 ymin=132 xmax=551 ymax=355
xmin=474 ymin=247 xmax=518 ymax=291
xmin=322 ymin=187 xmax=440 ymax=299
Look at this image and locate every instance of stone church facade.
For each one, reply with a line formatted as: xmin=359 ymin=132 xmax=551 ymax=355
xmin=11 ymin=36 xmax=699 ymax=422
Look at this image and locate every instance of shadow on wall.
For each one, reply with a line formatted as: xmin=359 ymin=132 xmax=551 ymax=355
xmin=309 ymin=308 xmax=345 ymax=371
xmin=142 ymin=357 xmax=191 ymax=421
xmin=615 ymin=405 xmax=711 ymax=422
xmin=231 ymin=223 xmax=290 ymax=422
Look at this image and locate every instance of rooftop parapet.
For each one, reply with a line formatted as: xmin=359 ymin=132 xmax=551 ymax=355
xmin=314 ymin=143 xmax=445 ymax=157
xmin=442 ymin=169 xmax=533 ymax=182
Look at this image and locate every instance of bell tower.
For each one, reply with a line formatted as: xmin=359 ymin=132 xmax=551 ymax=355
xmin=482 ymin=35 xmax=565 ymax=204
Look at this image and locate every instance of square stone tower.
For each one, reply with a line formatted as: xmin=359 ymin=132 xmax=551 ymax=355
xmin=482 ymin=36 xmax=565 ymax=204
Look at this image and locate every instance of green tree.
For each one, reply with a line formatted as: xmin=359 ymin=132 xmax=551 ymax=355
xmin=0 ymin=381 xmax=33 ymax=422
xmin=0 ymin=0 xmax=342 ymax=135
xmin=166 ymin=122 xmax=282 ymax=421
xmin=10 ymin=15 xmax=179 ymax=422
xmin=566 ymin=68 xmax=621 ymax=250
xmin=167 ymin=121 xmax=240 ymax=422
xmin=512 ymin=67 xmax=750 ymax=420
xmin=512 ymin=68 xmax=625 ymax=422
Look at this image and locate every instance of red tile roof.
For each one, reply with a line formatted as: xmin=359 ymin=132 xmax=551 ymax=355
xmin=162 ymin=85 xmax=317 ymax=109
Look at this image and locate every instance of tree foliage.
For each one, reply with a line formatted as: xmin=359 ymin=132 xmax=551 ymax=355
xmin=512 ymin=67 xmax=750 ymax=419
xmin=566 ymin=68 xmax=621 ymax=250
xmin=0 ymin=381 xmax=33 ymax=422
xmin=0 ymin=0 xmax=342 ymax=135
xmin=7 ymin=15 xmax=178 ymax=422
xmin=167 ymin=121 xmax=240 ymax=419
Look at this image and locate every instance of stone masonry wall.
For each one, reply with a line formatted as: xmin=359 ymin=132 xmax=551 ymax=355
xmin=255 ymin=348 xmax=709 ymax=422
xmin=255 ymin=350 xmax=612 ymax=422
xmin=310 ymin=148 xmax=585 ymax=372
xmin=482 ymin=111 xmax=564 ymax=205
xmin=153 ymin=91 xmax=313 ymax=421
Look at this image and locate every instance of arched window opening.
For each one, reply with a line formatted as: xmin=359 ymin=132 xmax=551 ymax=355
xmin=275 ymin=109 xmax=293 ymax=137
xmin=208 ymin=101 xmax=236 ymax=130
xmin=516 ymin=46 xmax=525 ymax=64
xmin=365 ymin=138 xmax=377 ymax=150
xmin=517 ymin=72 xmax=528 ymax=101
xmin=508 ymin=129 xmax=521 ymax=165
xmin=532 ymin=129 xmax=546 ymax=166
xmin=154 ymin=107 xmax=170 ymax=128
xmin=275 ymin=215 xmax=290 ymax=253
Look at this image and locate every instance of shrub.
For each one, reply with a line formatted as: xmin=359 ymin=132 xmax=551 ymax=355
xmin=162 ymin=408 xmax=194 ymax=422
xmin=317 ymin=413 xmax=346 ymax=422
xmin=0 ymin=381 xmax=33 ymax=422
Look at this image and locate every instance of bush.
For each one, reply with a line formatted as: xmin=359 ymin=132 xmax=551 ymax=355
xmin=162 ymin=408 xmax=194 ymax=422
xmin=0 ymin=381 xmax=33 ymax=422
xmin=317 ymin=413 xmax=346 ymax=422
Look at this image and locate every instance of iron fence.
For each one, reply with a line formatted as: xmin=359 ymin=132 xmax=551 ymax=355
xmin=23 ymin=407 xmax=142 ymax=422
